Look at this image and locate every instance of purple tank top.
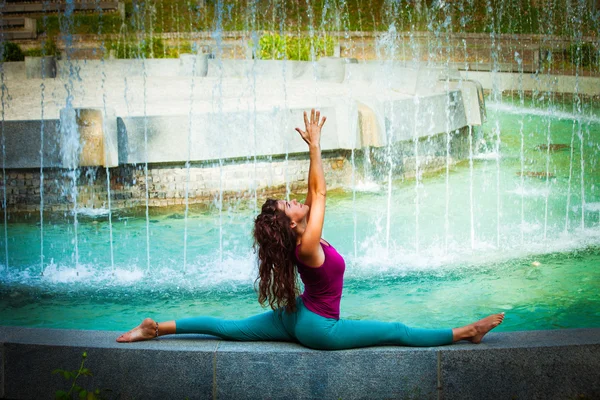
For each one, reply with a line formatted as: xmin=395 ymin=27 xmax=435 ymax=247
xmin=295 ymin=241 xmax=346 ymax=320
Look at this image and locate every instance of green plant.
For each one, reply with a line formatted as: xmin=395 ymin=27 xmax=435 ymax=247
xmin=43 ymin=37 xmax=61 ymax=57
xmin=107 ymin=36 xmax=189 ymax=59
xmin=565 ymin=42 xmax=598 ymax=68
xmin=254 ymin=33 xmax=335 ymax=61
xmin=0 ymin=41 xmax=25 ymax=62
xmin=53 ymin=351 xmax=107 ymax=400
xmin=25 ymin=48 xmax=44 ymax=57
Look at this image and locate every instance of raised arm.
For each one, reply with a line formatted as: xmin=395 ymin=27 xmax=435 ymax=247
xmin=295 ymin=109 xmax=327 ymax=267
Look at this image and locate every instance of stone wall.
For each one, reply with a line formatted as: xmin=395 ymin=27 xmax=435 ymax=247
xmin=2 ymin=127 xmax=469 ymax=213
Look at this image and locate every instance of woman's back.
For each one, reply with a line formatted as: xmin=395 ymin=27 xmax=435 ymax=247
xmin=296 ymin=241 xmax=345 ymax=320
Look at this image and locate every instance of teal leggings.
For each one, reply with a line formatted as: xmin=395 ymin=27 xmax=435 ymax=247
xmin=176 ymin=298 xmax=453 ymax=350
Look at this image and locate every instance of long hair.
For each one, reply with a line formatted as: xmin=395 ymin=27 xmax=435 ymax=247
xmin=253 ymin=198 xmax=299 ymax=313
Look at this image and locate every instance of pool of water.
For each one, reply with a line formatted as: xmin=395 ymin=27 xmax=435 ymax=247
xmin=1 ymin=99 xmax=599 ymax=332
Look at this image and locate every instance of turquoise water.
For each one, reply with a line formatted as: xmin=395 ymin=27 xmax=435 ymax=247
xmin=1 ymin=100 xmax=599 ymax=332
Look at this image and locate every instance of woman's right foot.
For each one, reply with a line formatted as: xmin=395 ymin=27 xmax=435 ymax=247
xmin=467 ymin=313 xmax=505 ymax=344
xmin=116 ymin=318 xmax=157 ymax=342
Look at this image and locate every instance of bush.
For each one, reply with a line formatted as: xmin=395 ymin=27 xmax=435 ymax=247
xmin=254 ymin=33 xmax=335 ymax=61
xmin=565 ymin=42 xmax=598 ymax=68
xmin=107 ymin=36 xmax=191 ymax=59
xmin=0 ymin=41 xmax=25 ymax=62
xmin=24 ymin=37 xmax=60 ymax=58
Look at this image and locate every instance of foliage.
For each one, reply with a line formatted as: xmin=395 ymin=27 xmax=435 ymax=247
xmin=26 ymin=37 xmax=61 ymax=58
xmin=107 ymin=37 xmax=191 ymax=59
xmin=565 ymin=43 xmax=599 ymax=68
xmin=255 ymin=33 xmax=335 ymax=61
xmin=53 ymin=352 xmax=109 ymax=400
xmin=28 ymin=0 xmax=599 ymax=41
xmin=0 ymin=41 xmax=25 ymax=62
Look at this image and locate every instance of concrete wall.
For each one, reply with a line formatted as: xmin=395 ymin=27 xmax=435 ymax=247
xmin=462 ymin=70 xmax=600 ymax=96
xmin=1 ymin=326 xmax=598 ymax=399
xmin=2 ymin=127 xmax=469 ymax=212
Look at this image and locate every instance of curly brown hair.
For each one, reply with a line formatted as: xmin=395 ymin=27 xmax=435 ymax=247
xmin=253 ymin=198 xmax=299 ymax=313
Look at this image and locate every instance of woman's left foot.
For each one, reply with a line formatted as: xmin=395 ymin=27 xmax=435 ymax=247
xmin=116 ymin=318 xmax=157 ymax=342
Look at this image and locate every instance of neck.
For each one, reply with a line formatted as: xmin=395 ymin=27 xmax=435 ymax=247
xmin=294 ymin=221 xmax=307 ymax=244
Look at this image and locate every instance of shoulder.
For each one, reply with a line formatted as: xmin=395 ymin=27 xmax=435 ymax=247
xmin=296 ymin=241 xmax=325 ymax=268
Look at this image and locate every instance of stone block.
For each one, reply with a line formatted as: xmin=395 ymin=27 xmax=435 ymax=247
xmin=179 ymin=53 xmax=209 ymax=77
xmin=25 ymin=56 xmax=57 ymax=79
xmin=2 ymin=330 xmax=216 ymax=400
xmin=216 ymin=341 xmax=437 ymax=400
xmin=315 ymin=57 xmax=346 ymax=83
xmin=439 ymin=331 xmax=600 ymax=400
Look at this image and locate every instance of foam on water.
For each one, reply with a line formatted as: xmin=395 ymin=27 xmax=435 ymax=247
xmin=473 ymin=151 xmax=501 ymax=160
xmin=488 ymin=102 xmax=600 ymax=124
xmin=508 ymin=185 xmax=550 ymax=197
xmin=346 ymin=225 xmax=600 ymax=277
xmin=71 ymin=207 xmax=111 ymax=217
xmin=353 ymin=180 xmax=381 ymax=192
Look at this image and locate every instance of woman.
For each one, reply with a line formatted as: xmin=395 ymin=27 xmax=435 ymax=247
xmin=117 ymin=109 xmax=504 ymax=349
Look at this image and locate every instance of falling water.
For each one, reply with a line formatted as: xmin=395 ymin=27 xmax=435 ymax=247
xmin=39 ymin=65 xmax=46 ymax=275
xmin=515 ymin=51 xmax=525 ymax=247
xmin=457 ymin=2 xmax=476 ymax=251
xmin=183 ymin=49 xmax=197 ymax=274
xmin=95 ymin=1 xmax=115 ymax=275
xmin=142 ymin=55 xmax=151 ymax=274
xmin=0 ymin=63 xmax=8 ymax=271
xmin=213 ymin=0 xmax=225 ymax=265
xmin=60 ymin=0 xmax=82 ymax=275
xmin=381 ymin=23 xmax=399 ymax=256
xmin=486 ymin=0 xmax=502 ymax=248
xmin=444 ymin=78 xmax=451 ymax=254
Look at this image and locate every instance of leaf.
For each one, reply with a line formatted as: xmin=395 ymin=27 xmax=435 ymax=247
xmin=80 ymin=368 xmax=93 ymax=376
xmin=79 ymin=389 xmax=88 ymax=399
xmin=55 ymin=390 xmax=68 ymax=400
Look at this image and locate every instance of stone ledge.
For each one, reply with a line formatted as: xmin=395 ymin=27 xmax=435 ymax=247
xmin=0 ymin=327 xmax=598 ymax=399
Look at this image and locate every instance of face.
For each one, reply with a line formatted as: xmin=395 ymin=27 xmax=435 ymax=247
xmin=277 ymin=199 xmax=309 ymax=228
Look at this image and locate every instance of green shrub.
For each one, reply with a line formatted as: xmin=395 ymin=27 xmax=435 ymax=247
xmin=107 ymin=36 xmax=191 ymax=59
xmin=26 ymin=48 xmax=44 ymax=57
xmin=565 ymin=42 xmax=598 ymax=68
xmin=254 ymin=33 xmax=335 ymax=61
xmin=0 ymin=41 xmax=25 ymax=62
xmin=26 ymin=37 xmax=61 ymax=58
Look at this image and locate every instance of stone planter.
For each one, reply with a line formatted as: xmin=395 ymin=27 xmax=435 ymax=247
xmin=179 ymin=53 xmax=209 ymax=77
xmin=315 ymin=56 xmax=346 ymax=83
xmin=25 ymin=56 xmax=57 ymax=79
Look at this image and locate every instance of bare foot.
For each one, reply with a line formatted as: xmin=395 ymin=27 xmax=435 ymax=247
xmin=468 ymin=313 xmax=505 ymax=344
xmin=116 ymin=318 xmax=157 ymax=343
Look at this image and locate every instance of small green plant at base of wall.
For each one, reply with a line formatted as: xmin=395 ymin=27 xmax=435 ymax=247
xmin=53 ymin=351 xmax=110 ymax=400
xmin=254 ymin=33 xmax=335 ymax=61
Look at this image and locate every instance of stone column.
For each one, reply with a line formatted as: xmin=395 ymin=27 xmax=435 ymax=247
xmin=60 ymin=108 xmax=118 ymax=168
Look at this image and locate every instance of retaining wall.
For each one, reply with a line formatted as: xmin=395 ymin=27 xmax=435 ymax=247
xmin=1 ymin=326 xmax=598 ymax=399
xmin=3 ymin=126 xmax=469 ymax=212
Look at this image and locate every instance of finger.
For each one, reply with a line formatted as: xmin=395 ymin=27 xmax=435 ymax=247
xmin=315 ymin=110 xmax=320 ymax=124
xmin=311 ymin=108 xmax=316 ymax=124
xmin=319 ymin=116 xmax=327 ymax=128
xmin=303 ymin=111 xmax=309 ymax=127
xmin=295 ymin=128 xmax=305 ymax=136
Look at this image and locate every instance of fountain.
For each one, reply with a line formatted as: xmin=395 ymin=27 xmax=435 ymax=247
xmin=0 ymin=0 xmax=599 ymax=398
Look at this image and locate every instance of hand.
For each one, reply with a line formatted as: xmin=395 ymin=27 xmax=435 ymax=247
xmin=295 ymin=109 xmax=326 ymax=148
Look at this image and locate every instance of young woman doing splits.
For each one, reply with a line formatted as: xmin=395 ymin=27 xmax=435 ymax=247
xmin=117 ymin=109 xmax=504 ymax=349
